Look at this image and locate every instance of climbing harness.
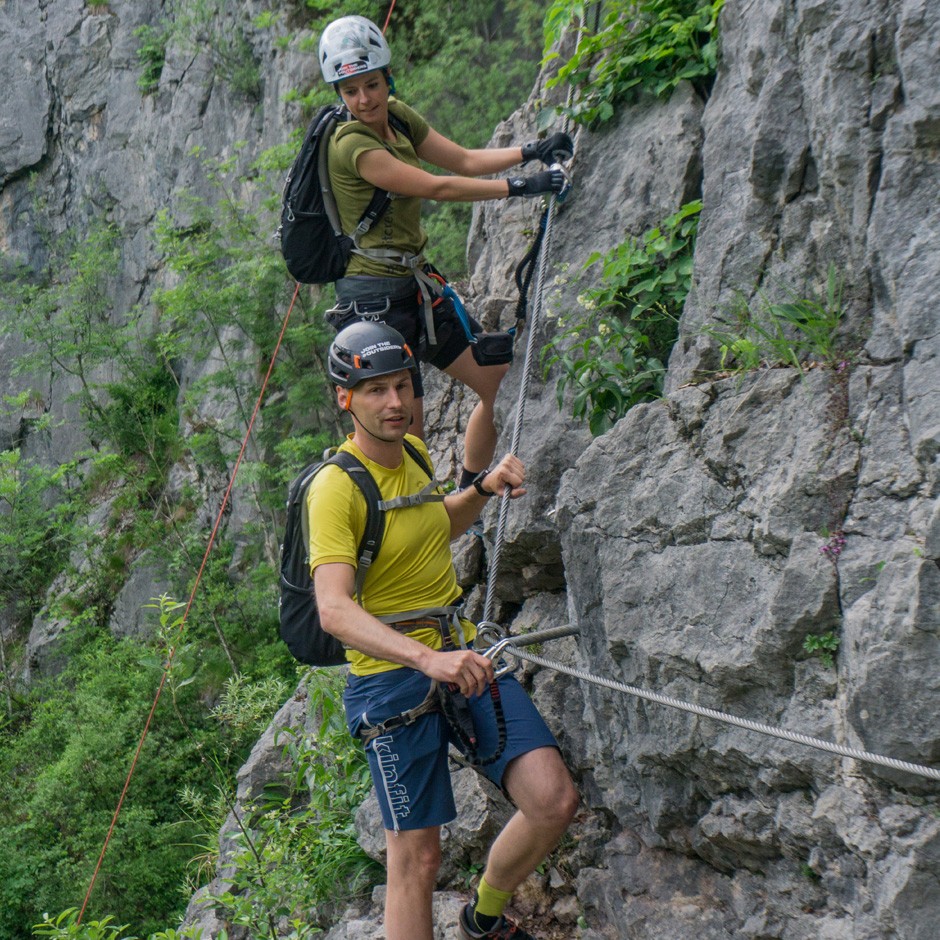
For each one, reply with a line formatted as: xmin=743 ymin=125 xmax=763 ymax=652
xmin=359 ymin=679 xmax=442 ymax=745
xmin=420 ymin=271 xmax=516 ymax=367
xmin=356 ymin=608 xmax=509 ymax=766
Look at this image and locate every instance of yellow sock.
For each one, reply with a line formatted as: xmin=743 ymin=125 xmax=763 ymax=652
xmin=475 ymin=875 xmax=513 ymax=920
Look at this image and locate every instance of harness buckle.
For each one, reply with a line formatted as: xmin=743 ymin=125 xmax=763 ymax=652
xmin=359 ymin=680 xmax=442 ymax=745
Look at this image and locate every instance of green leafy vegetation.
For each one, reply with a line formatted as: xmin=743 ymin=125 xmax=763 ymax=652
xmin=33 ymin=908 xmax=208 ymax=940
xmin=541 ymin=200 xmax=700 ymax=435
xmin=133 ymin=24 xmax=168 ymax=94
xmin=803 ymin=631 xmax=841 ymax=669
xmin=0 ymin=155 xmax=325 ymax=940
xmin=0 ymin=447 xmax=73 ymax=628
xmin=0 ymin=636 xmax=211 ymax=936
xmin=704 ymin=265 xmax=847 ymax=375
xmin=134 ymin=2 xmax=261 ymax=99
xmin=543 ymin=0 xmax=725 ymax=126
xmin=196 ymin=672 xmax=381 ymax=935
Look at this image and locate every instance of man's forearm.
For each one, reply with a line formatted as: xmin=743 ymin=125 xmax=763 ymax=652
xmin=319 ymin=595 xmax=436 ymax=672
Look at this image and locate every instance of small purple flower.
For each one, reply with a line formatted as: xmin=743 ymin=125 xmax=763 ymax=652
xmin=819 ymin=531 xmax=847 ymax=564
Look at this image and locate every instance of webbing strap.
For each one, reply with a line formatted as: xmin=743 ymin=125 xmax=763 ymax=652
xmin=378 ymin=605 xmax=460 ymax=624
xmin=378 ymin=605 xmax=466 ymax=649
xmin=378 ymin=478 xmax=444 ymax=510
xmin=360 ymin=680 xmax=441 ymax=744
xmin=345 ymin=248 xmax=441 ymax=345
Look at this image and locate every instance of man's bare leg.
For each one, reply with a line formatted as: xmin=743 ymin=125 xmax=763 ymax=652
xmin=384 ymin=825 xmax=442 ymax=940
xmin=479 ymin=747 xmax=578 ymax=894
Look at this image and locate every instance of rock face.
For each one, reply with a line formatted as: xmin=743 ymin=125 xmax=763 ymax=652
xmin=1 ymin=1 xmax=938 ymax=938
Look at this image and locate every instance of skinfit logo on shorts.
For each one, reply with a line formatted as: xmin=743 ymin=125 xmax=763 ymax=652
xmin=372 ymin=734 xmax=411 ymax=830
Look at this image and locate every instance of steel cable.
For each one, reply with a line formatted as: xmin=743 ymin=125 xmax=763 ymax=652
xmin=494 ymin=637 xmax=940 ymax=783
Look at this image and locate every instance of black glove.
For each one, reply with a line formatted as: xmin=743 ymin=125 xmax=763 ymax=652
xmin=506 ymin=168 xmax=566 ymax=198
xmin=521 ymin=131 xmax=574 ymax=165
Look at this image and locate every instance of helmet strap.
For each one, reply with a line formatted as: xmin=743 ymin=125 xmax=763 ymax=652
xmin=347 ymin=406 xmax=401 ymax=446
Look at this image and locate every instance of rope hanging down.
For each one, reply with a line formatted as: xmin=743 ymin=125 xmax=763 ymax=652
xmin=482 ymin=144 xmax=578 ymax=623
xmin=481 ymin=13 xmax=583 ymax=622
xmin=81 ymin=1 xmax=404 ymax=919
xmin=77 ymin=283 xmax=303 ymax=923
xmin=477 ymin=624 xmax=940 ymax=783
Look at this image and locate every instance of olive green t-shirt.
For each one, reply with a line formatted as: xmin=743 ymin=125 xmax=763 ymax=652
xmin=328 ymin=98 xmax=431 ymax=278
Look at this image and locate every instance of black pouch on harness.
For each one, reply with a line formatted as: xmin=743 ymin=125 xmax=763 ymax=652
xmin=471 ymin=331 xmax=515 ymax=367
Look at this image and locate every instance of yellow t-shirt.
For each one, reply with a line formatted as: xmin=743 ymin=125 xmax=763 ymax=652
xmin=307 ymin=435 xmax=470 ymax=675
xmin=328 ymin=98 xmax=431 ymax=278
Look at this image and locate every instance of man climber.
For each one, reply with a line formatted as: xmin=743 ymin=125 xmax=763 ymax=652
xmin=309 ymin=320 xmax=578 ymax=940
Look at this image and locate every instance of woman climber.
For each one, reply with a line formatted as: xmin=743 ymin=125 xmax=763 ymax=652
xmin=317 ymin=14 xmax=572 ymax=490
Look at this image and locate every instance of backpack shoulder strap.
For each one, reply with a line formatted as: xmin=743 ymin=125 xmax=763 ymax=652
xmin=318 ymin=106 xmax=351 ymax=239
xmin=403 ymin=437 xmax=433 ymax=478
xmin=388 ymin=111 xmax=414 ymax=143
xmin=304 ymin=450 xmax=385 ymax=603
xmin=328 ymin=451 xmax=385 ymax=601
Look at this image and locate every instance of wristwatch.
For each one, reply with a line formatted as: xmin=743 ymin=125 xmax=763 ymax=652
xmin=471 ymin=469 xmax=493 ymax=498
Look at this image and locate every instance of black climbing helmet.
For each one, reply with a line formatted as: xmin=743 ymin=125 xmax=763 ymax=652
xmin=328 ymin=321 xmax=416 ymax=389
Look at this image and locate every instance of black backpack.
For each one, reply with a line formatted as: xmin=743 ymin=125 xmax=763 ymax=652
xmin=278 ymin=440 xmax=434 ymax=666
xmin=275 ymin=103 xmax=413 ymax=285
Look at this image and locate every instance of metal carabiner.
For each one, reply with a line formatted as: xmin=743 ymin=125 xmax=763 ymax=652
xmin=476 ymin=621 xmax=519 ymax=679
xmin=418 ymin=271 xmax=448 ymax=309
xmin=549 ymin=162 xmax=573 ymax=204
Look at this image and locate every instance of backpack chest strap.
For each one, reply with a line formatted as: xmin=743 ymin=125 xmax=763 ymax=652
xmin=377 ymin=478 xmax=444 ymax=511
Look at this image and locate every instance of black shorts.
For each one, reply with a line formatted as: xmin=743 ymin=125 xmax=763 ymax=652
xmin=329 ymin=277 xmax=481 ymax=398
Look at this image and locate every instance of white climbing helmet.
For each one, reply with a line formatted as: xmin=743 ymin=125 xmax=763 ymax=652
xmin=318 ymin=15 xmax=391 ymax=85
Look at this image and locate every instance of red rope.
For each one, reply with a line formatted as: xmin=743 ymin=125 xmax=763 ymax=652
xmin=382 ymin=0 xmax=397 ymax=34
xmin=78 ymin=282 xmax=302 ymax=923
xmin=80 ymin=0 xmax=401 ymax=920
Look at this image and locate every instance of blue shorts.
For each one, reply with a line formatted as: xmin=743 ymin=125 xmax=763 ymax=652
xmin=344 ymin=669 xmax=557 ymax=832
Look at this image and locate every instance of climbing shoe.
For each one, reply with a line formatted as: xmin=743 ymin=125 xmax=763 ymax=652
xmin=457 ymin=902 xmax=538 ymax=939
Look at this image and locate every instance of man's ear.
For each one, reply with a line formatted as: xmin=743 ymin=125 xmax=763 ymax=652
xmin=337 ymin=386 xmax=352 ymax=411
